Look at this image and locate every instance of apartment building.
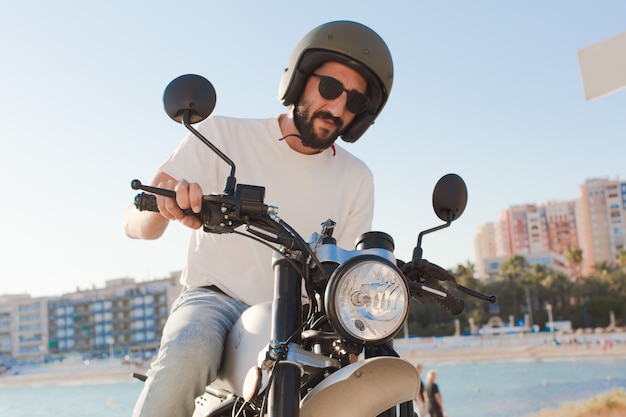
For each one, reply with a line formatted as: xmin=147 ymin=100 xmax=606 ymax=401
xmin=474 ymin=177 xmax=625 ymax=280
xmin=475 ymin=201 xmax=575 ymax=280
xmin=577 ymin=178 xmax=626 ymax=275
xmin=0 ymin=273 xmax=181 ymax=365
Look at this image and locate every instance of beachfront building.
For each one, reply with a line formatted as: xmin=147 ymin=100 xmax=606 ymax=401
xmin=577 ymin=178 xmax=626 ymax=276
xmin=0 ymin=294 xmax=49 ymax=365
xmin=474 ymin=176 xmax=625 ymax=280
xmin=0 ymin=273 xmax=181 ymax=365
xmin=475 ymin=201 xmax=576 ymax=280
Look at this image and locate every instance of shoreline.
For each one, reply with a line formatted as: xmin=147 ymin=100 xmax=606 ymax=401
xmin=398 ymin=341 xmax=626 ymax=365
xmin=1 ymin=342 xmax=624 ymax=388
xmin=0 ymin=361 xmax=147 ymax=388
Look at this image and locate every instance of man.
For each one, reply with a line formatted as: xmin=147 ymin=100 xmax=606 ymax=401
xmin=414 ymin=363 xmax=426 ymax=416
xmin=125 ymin=20 xmax=393 ymax=417
xmin=425 ymin=369 xmax=445 ymax=417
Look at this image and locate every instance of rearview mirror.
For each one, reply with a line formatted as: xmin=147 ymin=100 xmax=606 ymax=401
xmin=432 ymin=173 xmax=467 ymax=222
xmin=163 ymin=74 xmax=217 ymax=124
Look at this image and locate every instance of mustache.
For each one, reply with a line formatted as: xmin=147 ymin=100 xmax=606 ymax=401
xmin=314 ymin=111 xmax=343 ymax=130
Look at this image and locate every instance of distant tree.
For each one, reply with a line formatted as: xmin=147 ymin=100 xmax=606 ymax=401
xmin=580 ymin=274 xmax=610 ymax=298
xmin=565 ymin=244 xmax=584 ymax=306
xmin=565 ymin=244 xmax=583 ymax=279
xmin=540 ymin=268 xmax=573 ymax=318
xmin=406 ymin=299 xmax=455 ymax=337
xmin=520 ymin=263 xmax=549 ymax=327
xmin=451 ymin=261 xmax=489 ymax=333
xmin=619 ymin=249 xmax=626 ymax=268
xmin=606 ymin=268 xmax=626 ymax=298
xmin=453 ymin=261 xmax=485 ymax=294
xmin=454 ymin=261 xmax=475 ymax=281
xmin=593 ymin=261 xmax=619 ymax=277
xmin=574 ymin=270 xmax=626 ymax=328
xmin=498 ymin=255 xmax=530 ymax=321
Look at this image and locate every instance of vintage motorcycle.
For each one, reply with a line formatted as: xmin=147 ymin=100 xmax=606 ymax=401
xmin=131 ymin=74 xmax=496 ymax=417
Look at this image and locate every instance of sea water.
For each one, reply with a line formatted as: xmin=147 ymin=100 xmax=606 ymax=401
xmin=0 ymin=358 xmax=624 ymax=417
xmin=435 ymin=358 xmax=626 ymax=417
xmin=0 ymin=379 xmax=144 ymax=417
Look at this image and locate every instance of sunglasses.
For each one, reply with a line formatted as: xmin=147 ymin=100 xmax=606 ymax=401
xmin=311 ymin=74 xmax=369 ymax=115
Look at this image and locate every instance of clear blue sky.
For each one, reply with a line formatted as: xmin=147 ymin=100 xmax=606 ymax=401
xmin=1 ymin=1 xmax=625 ymax=297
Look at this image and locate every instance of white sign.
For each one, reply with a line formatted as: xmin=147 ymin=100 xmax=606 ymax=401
xmin=578 ymin=31 xmax=626 ymax=100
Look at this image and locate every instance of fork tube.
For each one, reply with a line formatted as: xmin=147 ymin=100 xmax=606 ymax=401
xmin=268 ymin=257 xmax=302 ymax=417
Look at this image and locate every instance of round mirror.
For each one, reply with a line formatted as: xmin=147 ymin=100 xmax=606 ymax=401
xmin=432 ymin=173 xmax=468 ymax=222
xmin=163 ymin=74 xmax=217 ymax=124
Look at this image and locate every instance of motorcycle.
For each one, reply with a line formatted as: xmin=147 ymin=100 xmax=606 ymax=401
xmin=130 ymin=74 xmax=497 ymax=417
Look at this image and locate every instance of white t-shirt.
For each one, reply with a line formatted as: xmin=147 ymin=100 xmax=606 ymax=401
xmin=160 ymin=115 xmax=374 ymax=305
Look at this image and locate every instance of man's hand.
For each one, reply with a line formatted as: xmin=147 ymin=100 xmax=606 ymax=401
xmin=124 ymin=171 xmax=205 ymax=240
xmin=156 ymin=178 xmax=203 ymax=230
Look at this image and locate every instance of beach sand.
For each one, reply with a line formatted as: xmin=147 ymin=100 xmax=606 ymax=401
xmin=0 ymin=361 xmax=148 ymax=388
xmin=398 ymin=340 xmax=626 ymax=365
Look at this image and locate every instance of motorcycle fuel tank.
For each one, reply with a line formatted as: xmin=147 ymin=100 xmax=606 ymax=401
xmin=210 ymin=301 xmax=273 ymax=396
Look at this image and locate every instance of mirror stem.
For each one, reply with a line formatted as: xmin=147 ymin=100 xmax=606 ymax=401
xmin=182 ymin=110 xmax=237 ymax=195
xmin=412 ymin=211 xmax=453 ymax=261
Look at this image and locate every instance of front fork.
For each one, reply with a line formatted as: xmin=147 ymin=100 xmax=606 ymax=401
xmin=268 ymin=256 xmax=303 ymax=417
xmin=266 ymin=257 xmax=414 ymax=417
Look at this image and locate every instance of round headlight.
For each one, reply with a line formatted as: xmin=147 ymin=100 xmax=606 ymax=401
xmin=324 ymin=255 xmax=409 ymax=345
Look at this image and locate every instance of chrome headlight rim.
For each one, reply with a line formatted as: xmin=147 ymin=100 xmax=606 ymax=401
xmin=324 ymin=255 xmax=410 ymax=346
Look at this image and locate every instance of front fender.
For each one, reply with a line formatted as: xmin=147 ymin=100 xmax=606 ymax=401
xmin=299 ymin=357 xmax=419 ymax=417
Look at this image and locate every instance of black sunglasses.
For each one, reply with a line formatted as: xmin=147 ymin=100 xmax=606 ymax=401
xmin=311 ymin=74 xmax=369 ymax=115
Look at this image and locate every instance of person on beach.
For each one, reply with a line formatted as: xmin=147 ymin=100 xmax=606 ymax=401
xmin=414 ymin=363 xmax=426 ymax=417
xmin=124 ymin=20 xmax=394 ymax=417
xmin=425 ymin=369 xmax=445 ymax=417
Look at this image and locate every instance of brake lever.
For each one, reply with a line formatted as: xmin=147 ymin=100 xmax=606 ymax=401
xmin=131 ymin=180 xmax=197 ymax=217
xmin=131 ymin=179 xmax=176 ymax=199
xmin=455 ymin=283 xmax=497 ymax=304
xmin=404 ymin=258 xmax=497 ymax=304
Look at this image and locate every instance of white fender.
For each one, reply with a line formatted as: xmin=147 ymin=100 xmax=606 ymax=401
xmin=210 ymin=301 xmax=273 ymax=395
xmin=299 ymin=357 xmax=419 ymax=417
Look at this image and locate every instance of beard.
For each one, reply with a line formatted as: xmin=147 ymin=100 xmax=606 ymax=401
xmin=293 ymin=103 xmax=344 ymax=150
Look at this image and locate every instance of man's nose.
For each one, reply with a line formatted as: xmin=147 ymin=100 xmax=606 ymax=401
xmin=325 ymin=91 xmax=349 ymax=117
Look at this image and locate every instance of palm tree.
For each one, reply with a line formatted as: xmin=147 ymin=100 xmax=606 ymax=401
xmin=454 ymin=261 xmax=475 ymax=282
xmin=565 ymin=244 xmax=584 ymax=305
xmin=618 ymin=249 xmax=626 ymax=268
xmin=499 ymin=255 xmax=530 ymax=322
xmin=541 ymin=269 xmax=573 ymax=319
xmin=524 ymin=263 xmax=552 ymax=327
xmin=594 ymin=261 xmax=619 ymax=279
xmin=565 ymin=244 xmax=583 ymax=279
xmin=453 ymin=261 xmax=483 ymax=291
xmin=452 ymin=261 xmax=489 ymax=332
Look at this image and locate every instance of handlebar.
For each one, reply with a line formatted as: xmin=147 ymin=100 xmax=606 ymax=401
xmin=402 ymin=258 xmax=497 ymax=316
xmin=131 ymin=180 xmax=496 ymax=315
xmin=131 ymin=179 xmax=270 ymax=231
xmin=131 ymin=180 xmax=304 ymax=250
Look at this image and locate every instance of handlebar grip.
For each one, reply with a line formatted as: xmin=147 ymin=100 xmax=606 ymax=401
xmin=134 ymin=192 xmax=159 ymax=212
xmin=425 ymin=278 xmax=465 ymax=315
xmin=133 ymin=192 xmax=197 ymax=217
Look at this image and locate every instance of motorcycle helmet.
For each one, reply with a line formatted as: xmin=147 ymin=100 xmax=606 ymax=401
xmin=278 ymin=20 xmax=393 ymax=143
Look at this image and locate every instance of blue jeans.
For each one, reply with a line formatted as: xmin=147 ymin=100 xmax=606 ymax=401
xmin=132 ymin=287 xmax=248 ymax=417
